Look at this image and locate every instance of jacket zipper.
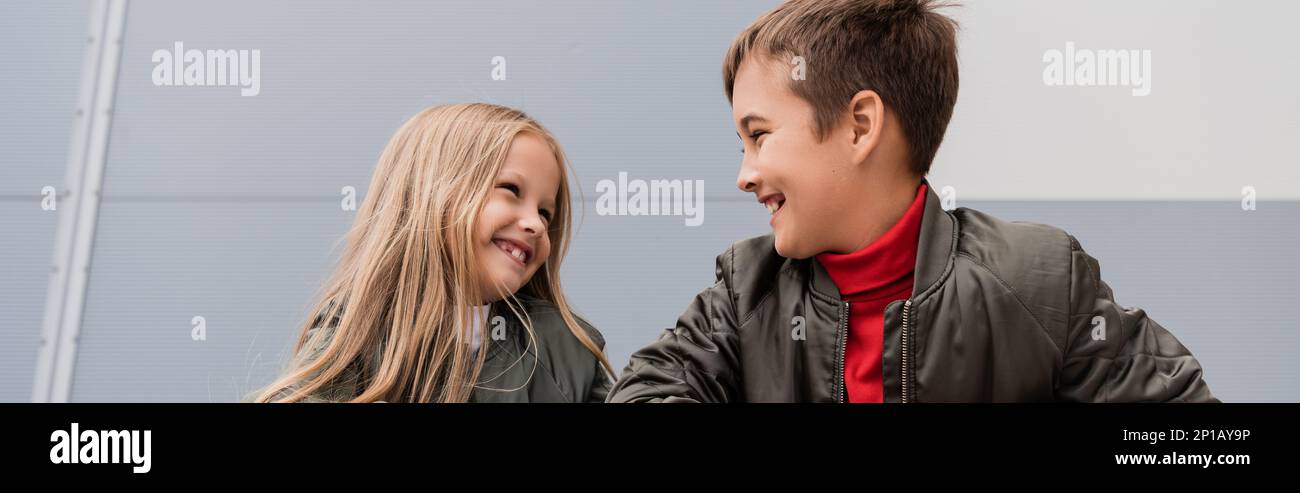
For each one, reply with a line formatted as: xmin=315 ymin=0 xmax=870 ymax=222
xmin=838 ymin=299 xmax=916 ymax=403
xmin=901 ymin=299 xmax=913 ymax=403
xmin=837 ymin=301 xmax=849 ymax=403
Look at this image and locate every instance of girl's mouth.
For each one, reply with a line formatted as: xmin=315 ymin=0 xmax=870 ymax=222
xmin=492 ymin=238 xmax=530 ymax=266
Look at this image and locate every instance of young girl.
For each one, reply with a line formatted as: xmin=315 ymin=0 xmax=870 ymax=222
xmin=255 ymin=103 xmax=613 ymax=403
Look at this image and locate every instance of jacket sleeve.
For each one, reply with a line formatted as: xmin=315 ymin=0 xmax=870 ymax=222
xmin=1056 ymin=235 xmax=1219 ymax=403
xmin=586 ymin=361 xmax=613 ymax=403
xmin=575 ymin=318 xmax=613 ymax=403
xmin=606 ymin=249 xmax=744 ymax=403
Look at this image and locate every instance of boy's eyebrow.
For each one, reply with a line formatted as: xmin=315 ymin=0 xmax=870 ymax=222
xmin=738 ymin=114 xmax=769 ymax=134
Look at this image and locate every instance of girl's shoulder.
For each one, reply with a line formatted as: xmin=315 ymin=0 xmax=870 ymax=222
xmin=483 ymin=295 xmax=609 ymax=403
xmin=498 ymin=295 xmax=605 ymax=351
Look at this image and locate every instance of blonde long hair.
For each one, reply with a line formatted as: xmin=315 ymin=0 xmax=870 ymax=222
xmin=256 ymin=103 xmax=612 ymax=403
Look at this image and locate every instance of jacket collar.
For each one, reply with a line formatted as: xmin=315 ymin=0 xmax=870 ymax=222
xmin=810 ymin=179 xmax=957 ymax=301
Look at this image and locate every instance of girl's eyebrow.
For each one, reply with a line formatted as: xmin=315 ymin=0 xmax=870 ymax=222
xmin=497 ymin=169 xmax=523 ymax=182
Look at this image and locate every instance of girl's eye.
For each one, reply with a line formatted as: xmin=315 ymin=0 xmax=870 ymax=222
xmin=539 ymin=209 xmax=553 ymax=223
xmin=499 ymin=183 xmax=520 ymax=196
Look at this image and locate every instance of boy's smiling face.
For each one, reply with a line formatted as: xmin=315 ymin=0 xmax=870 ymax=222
xmin=732 ymin=55 xmax=920 ymax=260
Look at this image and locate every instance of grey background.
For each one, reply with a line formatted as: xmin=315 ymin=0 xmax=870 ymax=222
xmin=0 ymin=1 xmax=90 ymax=402
xmin=1 ymin=0 xmax=1296 ymax=402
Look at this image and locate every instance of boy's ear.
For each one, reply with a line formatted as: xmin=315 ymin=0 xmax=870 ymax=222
xmin=847 ymin=90 xmax=885 ymax=166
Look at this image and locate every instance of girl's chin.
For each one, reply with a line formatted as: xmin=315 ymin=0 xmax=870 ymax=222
xmin=482 ymin=272 xmax=524 ymax=299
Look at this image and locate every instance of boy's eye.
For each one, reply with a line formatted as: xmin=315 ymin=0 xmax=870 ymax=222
xmin=739 ymin=131 xmax=769 ymax=154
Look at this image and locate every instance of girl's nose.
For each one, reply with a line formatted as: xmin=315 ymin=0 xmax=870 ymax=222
xmin=519 ymin=212 xmax=544 ymax=236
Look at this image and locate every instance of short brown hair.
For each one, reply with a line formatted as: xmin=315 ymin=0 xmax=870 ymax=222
xmin=723 ymin=0 xmax=959 ymax=175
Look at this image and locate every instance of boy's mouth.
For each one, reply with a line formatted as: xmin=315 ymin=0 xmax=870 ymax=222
xmin=492 ymin=238 xmax=532 ymax=265
xmin=759 ymin=193 xmax=786 ymax=216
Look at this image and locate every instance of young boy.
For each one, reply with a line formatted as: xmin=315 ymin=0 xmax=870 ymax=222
xmin=608 ymin=0 xmax=1218 ymax=403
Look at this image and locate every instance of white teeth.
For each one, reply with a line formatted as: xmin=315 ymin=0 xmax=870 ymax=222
xmin=764 ymin=199 xmax=782 ymax=215
xmin=495 ymin=240 xmax=527 ymax=263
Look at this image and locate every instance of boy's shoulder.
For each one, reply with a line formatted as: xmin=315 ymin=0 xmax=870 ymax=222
xmin=717 ymin=234 xmax=785 ymax=286
xmin=948 ymin=206 xmax=1080 ymax=334
xmin=712 ymin=233 xmax=804 ymax=315
xmin=718 ymin=233 xmax=786 ymax=276
xmin=949 ymin=206 xmax=1076 ymax=273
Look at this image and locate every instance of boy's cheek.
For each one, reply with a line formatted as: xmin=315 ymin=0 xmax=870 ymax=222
xmin=784 ymin=211 xmax=834 ymax=259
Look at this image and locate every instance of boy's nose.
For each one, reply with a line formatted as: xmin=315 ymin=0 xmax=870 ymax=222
xmin=736 ymin=165 xmax=760 ymax=193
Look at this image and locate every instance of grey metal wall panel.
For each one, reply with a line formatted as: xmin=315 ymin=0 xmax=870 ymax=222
xmin=965 ymin=201 xmax=1300 ymax=403
xmin=0 ymin=1 xmax=92 ymax=402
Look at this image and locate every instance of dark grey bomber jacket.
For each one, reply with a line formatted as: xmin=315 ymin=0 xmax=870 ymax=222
xmin=608 ymin=181 xmax=1219 ymax=403
xmin=268 ymin=295 xmax=611 ymax=403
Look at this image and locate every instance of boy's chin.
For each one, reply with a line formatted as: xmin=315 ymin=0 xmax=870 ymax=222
xmin=773 ymin=236 xmax=816 ymax=260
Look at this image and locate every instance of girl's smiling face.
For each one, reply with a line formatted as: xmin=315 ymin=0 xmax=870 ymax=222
xmin=475 ymin=132 xmax=559 ymax=303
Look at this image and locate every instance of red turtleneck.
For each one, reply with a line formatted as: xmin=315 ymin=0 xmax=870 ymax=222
xmin=816 ymin=183 xmax=927 ymax=403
